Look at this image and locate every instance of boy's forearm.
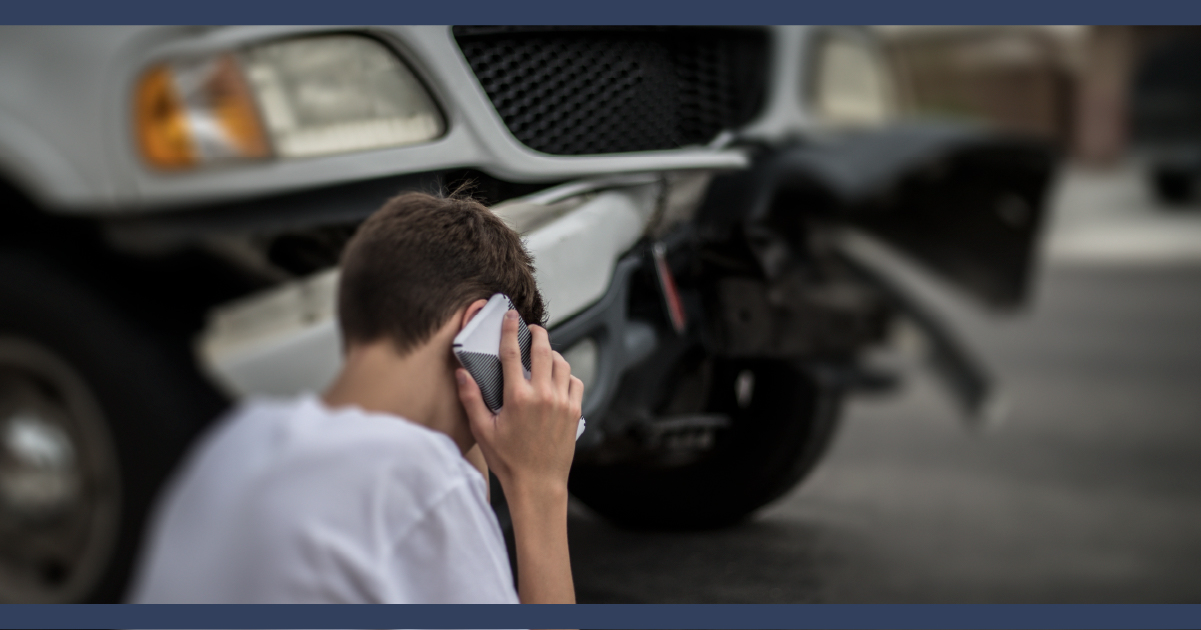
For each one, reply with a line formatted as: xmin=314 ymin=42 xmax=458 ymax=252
xmin=505 ymin=480 xmax=575 ymax=604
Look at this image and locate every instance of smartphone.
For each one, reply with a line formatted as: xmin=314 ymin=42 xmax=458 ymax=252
xmin=453 ymin=293 xmax=585 ymax=440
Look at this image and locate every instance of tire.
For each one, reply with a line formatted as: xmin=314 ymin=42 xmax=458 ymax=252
xmin=569 ymin=357 xmax=842 ymax=530
xmin=0 ymin=252 xmax=225 ymax=602
xmin=1150 ymin=167 xmax=1195 ymax=205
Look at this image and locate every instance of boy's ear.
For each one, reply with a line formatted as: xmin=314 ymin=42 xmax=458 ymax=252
xmin=458 ymin=298 xmax=490 ymax=333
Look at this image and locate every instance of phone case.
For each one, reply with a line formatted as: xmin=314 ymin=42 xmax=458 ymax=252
xmin=453 ymin=293 xmax=585 ymax=440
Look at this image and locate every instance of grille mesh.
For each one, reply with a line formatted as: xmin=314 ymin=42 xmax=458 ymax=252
xmin=453 ymin=27 xmax=768 ymax=156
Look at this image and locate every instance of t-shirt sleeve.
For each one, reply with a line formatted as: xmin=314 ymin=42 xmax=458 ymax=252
xmin=379 ymin=477 xmax=520 ymax=604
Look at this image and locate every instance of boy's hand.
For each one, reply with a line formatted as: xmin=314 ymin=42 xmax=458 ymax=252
xmin=456 ymin=309 xmax=581 ymax=605
xmin=456 ymin=309 xmax=583 ymax=497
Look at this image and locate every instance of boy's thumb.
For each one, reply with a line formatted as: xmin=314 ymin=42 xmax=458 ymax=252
xmin=455 ymin=369 xmax=494 ymax=434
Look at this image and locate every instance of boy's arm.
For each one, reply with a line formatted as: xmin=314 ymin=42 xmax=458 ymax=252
xmin=505 ymin=476 xmax=573 ymax=604
xmin=456 ymin=310 xmax=581 ymax=604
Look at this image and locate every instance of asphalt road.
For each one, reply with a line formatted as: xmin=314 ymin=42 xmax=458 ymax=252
xmin=567 ymin=164 xmax=1201 ymax=603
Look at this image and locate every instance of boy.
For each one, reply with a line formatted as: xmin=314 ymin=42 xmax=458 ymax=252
xmin=129 ymin=192 xmax=582 ymax=604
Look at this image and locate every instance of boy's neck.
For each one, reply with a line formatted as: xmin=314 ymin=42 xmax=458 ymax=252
xmin=321 ymin=319 xmax=474 ymax=454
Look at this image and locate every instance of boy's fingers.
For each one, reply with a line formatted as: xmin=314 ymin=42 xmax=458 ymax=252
xmin=551 ymin=351 xmax=571 ymax=395
xmin=456 ymin=369 xmax=494 ymax=437
xmin=498 ymin=311 xmax=527 ymax=396
xmin=568 ymin=376 xmax=584 ymax=418
xmin=529 ymin=325 xmax=553 ymax=390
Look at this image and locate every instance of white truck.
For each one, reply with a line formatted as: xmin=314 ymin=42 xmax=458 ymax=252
xmin=0 ymin=26 xmax=1053 ymax=602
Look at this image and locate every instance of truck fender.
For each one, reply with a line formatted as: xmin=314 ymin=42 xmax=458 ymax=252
xmin=0 ymin=108 xmax=97 ymax=210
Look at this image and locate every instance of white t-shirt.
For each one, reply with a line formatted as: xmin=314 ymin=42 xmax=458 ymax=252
xmin=128 ymin=394 xmax=519 ymax=604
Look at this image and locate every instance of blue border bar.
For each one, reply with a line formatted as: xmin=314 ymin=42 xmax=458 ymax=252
xmin=6 ymin=0 xmax=1201 ymax=25
xmin=1 ymin=604 xmax=1200 ymax=629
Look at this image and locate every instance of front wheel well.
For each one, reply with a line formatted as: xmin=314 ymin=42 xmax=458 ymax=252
xmin=0 ymin=177 xmax=265 ymax=341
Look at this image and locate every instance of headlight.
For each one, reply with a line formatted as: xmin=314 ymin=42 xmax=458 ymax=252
xmin=135 ymin=34 xmax=444 ymax=170
xmin=242 ymin=36 xmax=444 ymax=158
xmin=809 ymin=31 xmax=895 ymax=127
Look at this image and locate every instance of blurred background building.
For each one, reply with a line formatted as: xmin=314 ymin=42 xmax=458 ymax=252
xmin=879 ymin=25 xmax=1201 ymax=165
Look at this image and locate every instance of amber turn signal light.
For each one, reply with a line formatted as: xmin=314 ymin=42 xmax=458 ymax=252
xmin=134 ymin=55 xmax=270 ymax=170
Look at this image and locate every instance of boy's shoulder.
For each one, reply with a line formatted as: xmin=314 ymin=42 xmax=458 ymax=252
xmin=237 ymin=393 xmax=470 ymax=479
xmin=188 ymin=394 xmax=483 ymax=523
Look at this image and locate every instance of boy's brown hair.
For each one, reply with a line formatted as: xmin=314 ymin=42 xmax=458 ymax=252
xmin=337 ymin=191 xmax=545 ymax=354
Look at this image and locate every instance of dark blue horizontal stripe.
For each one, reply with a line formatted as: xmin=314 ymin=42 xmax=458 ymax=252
xmin=5 ymin=0 xmax=1201 ymax=25
xmin=2 ymin=603 xmax=1201 ymax=629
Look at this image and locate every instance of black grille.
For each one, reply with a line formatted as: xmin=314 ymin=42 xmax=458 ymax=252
xmin=453 ymin=27 xmax=769 ymax=156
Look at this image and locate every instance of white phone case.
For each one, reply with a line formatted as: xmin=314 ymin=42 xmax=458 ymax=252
xmin=453 ymin=294 xmax=585 ymax=440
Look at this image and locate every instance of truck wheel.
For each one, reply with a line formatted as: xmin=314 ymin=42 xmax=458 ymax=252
xmin=569 ymin=358 xmax=842 ymax=529
xmin=0 ymin=252 xmax=223 ymax=602
xmin=1150 ymin=167 xmax=1195 ymax=205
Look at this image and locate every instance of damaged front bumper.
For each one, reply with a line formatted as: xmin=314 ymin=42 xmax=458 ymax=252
xmin=195 ymin=175 xmax=676 ymax=406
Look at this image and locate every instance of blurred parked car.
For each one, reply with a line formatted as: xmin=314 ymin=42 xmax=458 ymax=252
xmin=1130 ymin=35 xmax=1201 ymax=204
xmin=0 ymin=26 xmax=1053 ymax=602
